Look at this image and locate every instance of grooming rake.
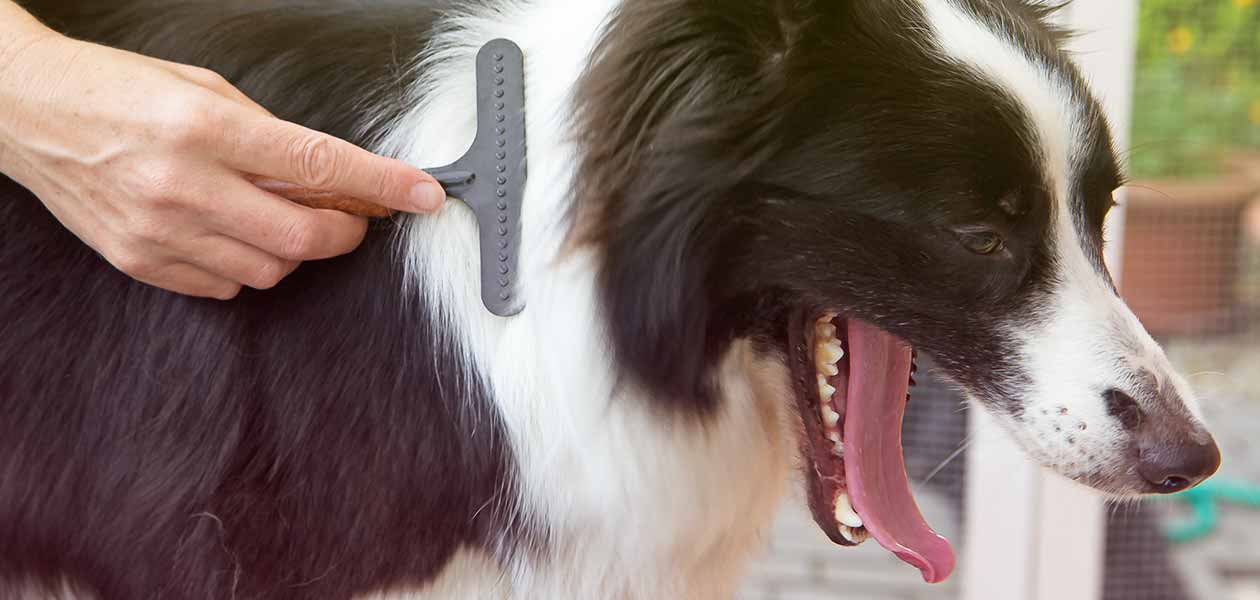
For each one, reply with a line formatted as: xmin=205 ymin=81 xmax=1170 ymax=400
xmin=263 ymin=39 xmax=528 ymax=317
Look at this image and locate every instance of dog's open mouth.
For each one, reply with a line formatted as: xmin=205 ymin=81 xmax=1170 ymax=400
xmin=787 ymin=310 xmax=956 ymax=583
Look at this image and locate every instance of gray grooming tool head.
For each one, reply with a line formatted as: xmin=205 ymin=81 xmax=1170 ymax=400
xmin=426 ymin=39 xmax=527 ymax=317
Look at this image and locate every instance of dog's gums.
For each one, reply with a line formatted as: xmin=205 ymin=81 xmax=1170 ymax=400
xmin=791 ymin=312 xmax=955 ymax=583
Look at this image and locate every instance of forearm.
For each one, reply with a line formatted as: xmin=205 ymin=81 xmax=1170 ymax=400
xmin=0 ymin=1 xmax=56 ymax=111
xmin=0 ymin=1 xmax=53 ymax=59
xmin=0 ymin=1 xmax=60 ymax=176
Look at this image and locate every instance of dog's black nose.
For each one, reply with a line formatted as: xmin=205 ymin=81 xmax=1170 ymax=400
xmin=1137 ymin=436 xmax=1221 ymax=494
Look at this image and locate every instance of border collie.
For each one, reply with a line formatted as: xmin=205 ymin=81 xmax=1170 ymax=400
xmin=1 ymin=0 xmax=1221 ymax=598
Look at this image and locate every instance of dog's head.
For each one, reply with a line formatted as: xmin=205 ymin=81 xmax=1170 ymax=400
xmin=573 ymin=0 xmax=1219 ymax=582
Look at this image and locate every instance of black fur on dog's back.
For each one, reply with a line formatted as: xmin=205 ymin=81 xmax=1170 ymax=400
xmin=1 ymin=2 xmax=524 ymax=599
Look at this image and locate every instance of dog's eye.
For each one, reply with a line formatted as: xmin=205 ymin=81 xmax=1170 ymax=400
xmin=959 ymin=231 xmax=1006 ymax=256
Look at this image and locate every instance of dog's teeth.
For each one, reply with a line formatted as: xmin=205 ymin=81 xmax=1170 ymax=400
xmin=817 ymin=375 xmax=836 ymax=403
xmin=816 ymin=341 xmax=844 ymax=367
xmin=818 ymin=383 xmax=837 ymax=403
xmin=827 ymin=431 xmax=841 ymax=444
xmin=834 ymin=493 xmax=863 ymax=528
xmin=815 ymin=359 xmax=837 ymax=375
xmin=839 ymin=525 xmax=869 ymax=545
xmin=832 ymin=444 xmax=845 ymax=457
xmin=821 ymin=405 xmax=841 ymax=427
xmin=816 ymin=323 xmax=836 ymax=339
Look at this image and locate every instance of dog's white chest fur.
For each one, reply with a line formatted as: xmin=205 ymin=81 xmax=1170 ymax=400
xmin=388 ymin=343 xmax=795 ymax=600
xmin=368 ymin=2 xmax=795 ymax=597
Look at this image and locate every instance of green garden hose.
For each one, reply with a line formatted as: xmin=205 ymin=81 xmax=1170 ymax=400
xmin=1162 ymin=478 xmax=1260 ymax=543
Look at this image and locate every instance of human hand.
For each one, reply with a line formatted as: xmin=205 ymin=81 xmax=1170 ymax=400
xmin=0 ymin=31 xmax=443 ymax=299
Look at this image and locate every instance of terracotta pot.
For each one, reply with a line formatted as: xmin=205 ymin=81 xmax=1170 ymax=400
xmin=1120 ymin=156 xmax=1259 ymax=338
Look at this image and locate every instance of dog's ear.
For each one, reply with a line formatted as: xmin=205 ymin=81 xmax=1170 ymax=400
xmin=570 ymin=1 xmax=806 ymax=407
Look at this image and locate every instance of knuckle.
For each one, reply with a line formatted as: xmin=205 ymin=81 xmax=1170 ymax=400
xmin=187 ymin=66 xmax=229 ymax=89
xmin=249 ymin=259 xmax=289 ymax=289
xmin=373 ymin=166 xmax=402 ymax=202
xmin=123 ymin=214 xmax=168 ymax=245
xmin=289 ymin=136 xmax=339 ymax=189
xmin=163 ymin=96 xmax=216 ymax=147
xmin=277 ymin=217 xmax=318 ymax=259
xmin=139 ymin=162 xmax=183 ymax=206
xmin=109 ymin=247 xmax=155 ymax=277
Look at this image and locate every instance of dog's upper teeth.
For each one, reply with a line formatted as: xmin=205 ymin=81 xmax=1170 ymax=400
xmin=816 ymin=322 xmax=836 ymax=339
xmin=827 ymin=431 xmax=842 ymax=444
xmin=815 ymin=340 xmax=844 ymax=370
xmin=834 ymin=492 xmax=863 ymax=528
xmin=812 ymin=318 xmax=844 ymax=377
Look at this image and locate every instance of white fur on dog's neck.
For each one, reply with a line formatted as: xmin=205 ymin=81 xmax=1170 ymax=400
xmin=373 ymin=2 xmax=795 ymax=597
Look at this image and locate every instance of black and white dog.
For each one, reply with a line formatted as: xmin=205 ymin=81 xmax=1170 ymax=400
xmin=0 ymin=0 xmax=1222 ymax=598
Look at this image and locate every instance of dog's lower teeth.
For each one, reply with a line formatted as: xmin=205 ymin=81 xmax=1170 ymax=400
xmin=821 ymin=405 xmax=841 ymax=427
xmin=834 ymin=492 xmax=863 ymax=528
xmin=827 ymin=431 xmax=841 ymax=444
xmin=839 ymin=525 xmax=869 ymax=545
xmin=817 ymin=376 xmax=836 ymax=403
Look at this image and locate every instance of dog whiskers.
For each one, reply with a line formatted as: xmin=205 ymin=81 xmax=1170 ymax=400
xmin=919 ymin=435 xmax=973 ymax=486
xmin=1187 ymin=371 xmax=1227 ymax=380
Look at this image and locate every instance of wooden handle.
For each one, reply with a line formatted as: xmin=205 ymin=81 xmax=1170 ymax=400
xmin=251 ymin=178 xmax=395 ymax=218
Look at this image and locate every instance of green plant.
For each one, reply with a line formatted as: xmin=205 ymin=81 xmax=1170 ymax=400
xmin=1130 ymin=0 xmax=1260 ymax=180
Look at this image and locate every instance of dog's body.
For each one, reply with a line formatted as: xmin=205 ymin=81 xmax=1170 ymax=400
xmin=3 ymin=3 xmax=788 ymax=597
xmin=0 ymin=1 xmax=1221 ymax=599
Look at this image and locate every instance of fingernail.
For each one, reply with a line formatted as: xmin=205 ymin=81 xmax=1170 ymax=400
xmin=409 ymin=182 xmax=446 ymax=212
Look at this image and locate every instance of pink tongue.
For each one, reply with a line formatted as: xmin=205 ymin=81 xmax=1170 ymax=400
xmin=842 ymin=320 xmax=956 ymax=583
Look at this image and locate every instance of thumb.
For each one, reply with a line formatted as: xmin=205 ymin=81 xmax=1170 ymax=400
xmin=224 ymin=113 xmax=445 ymax=213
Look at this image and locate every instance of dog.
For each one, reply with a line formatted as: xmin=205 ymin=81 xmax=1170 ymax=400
xmin=0 ymin=0 xmax=1222 ymax=598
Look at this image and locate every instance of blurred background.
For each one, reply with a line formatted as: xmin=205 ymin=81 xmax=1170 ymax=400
xmin=738 ymin=1 xmax=1260 ymax=599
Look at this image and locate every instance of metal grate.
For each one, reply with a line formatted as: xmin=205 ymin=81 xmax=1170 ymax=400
xmin=1107 ymin=1 xmax=1260 ymax=599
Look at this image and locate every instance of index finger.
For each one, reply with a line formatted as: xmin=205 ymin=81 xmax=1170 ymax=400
xmin=220 ymin=110 xmax=446 ymax=214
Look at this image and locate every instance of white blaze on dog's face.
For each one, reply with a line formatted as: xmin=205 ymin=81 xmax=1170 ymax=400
xmin=920 ymin=0 xmax=1219 ymax=495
